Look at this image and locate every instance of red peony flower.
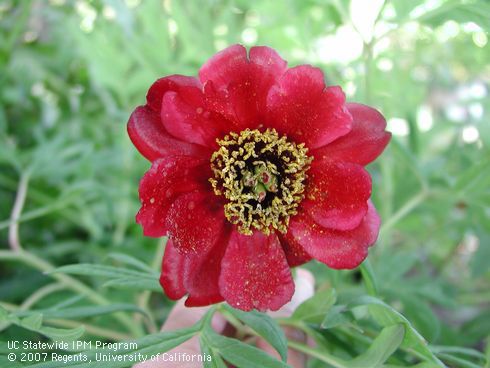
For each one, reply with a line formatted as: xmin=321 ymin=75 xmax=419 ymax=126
xmin=128 ymin=45 xmax=391 ymax=311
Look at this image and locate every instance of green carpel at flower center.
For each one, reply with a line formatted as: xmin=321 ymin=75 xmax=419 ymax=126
xmin=242 ymin=163 xmax=279 ymax=203
xmin=209 ymin=128 xmax=312 ymax=235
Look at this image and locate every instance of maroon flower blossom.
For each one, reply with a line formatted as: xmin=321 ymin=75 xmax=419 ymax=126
xmin=128 ymin=45 xmax=391 ymax=311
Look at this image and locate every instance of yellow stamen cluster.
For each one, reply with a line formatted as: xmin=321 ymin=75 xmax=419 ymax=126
xmin=210 ymin=128 xmax=312 ymax=235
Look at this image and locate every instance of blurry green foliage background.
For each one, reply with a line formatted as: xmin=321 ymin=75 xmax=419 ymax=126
xmin=0 ymin=0 xmax=489 ymax=367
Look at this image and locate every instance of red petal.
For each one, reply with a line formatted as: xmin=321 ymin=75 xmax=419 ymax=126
xmin=302 ymin=160 xmax=371 ymax=231
xmin=278 ymin=234 xmax=312 ymax=267
xmin=313 ymin=103 xmax=391 ymax=165
xmin=146 ymin=75 xmax=201 ymax=112
xmin=199 ymin=45 xmax=249 ymax=89
xmin=160 ymin=239 xmax=187 ymax=300
xmin=200 ymin=44 xmax=287 ymax=129
xmin=219 ymin=231 xmax=294 ymax=311
xmin=127 ymin=106 xmax=209 ymax=162
xmin=136 ymin=156 xmax=210 ymax=237
xmin=289 ymin=201 xmax=380 ymax=269
xmin=249 ymin=46 xmax=288 ymax=75
xmin=165 ymin=191 xmax=226 ymax=254
xmin=266 ymin=66 xmax=352 ymax=149
xmin=183 ymin=230 xmax=230 ymax=307
xmin=161 ymin=89 xmax=227 ymax=148
xmin=160 ymin=232 xmax=230 ymax=306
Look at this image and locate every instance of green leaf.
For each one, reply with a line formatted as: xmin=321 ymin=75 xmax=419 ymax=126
xmin=417 ymin=0 xmax=490 ymax=32
xmin=0 ymin=305 xmax=9 ymax=321
xmin=29 ymin=326 xmax=199 ymax=368
xmin=102 ymin=277 xmax=161 ymax=292
xmin=360 ymin=259 xmax=378 ymax=296
xmin=203 ymin=328 xmax=290 ymax=368
xmin=200 ymin=334 xmax=228 ymax=368
xmin=321 ymin=305 xmax=355 ymax=329
xmin=107 ymin=252 xmax=154 ymax=273
xmin=346 ymin=324 xmax=405 ymax=368
xmin=14 ymin=303 xmax=148 ymax=320
xmin=39 ymin=325 xmax=85 ymax=342
xmin=292 ymin=288 xmax=337 ymax=323
xmin=470 ymin=229 xmax=490 ymax=278
xmin=17 ymin=315 xmax=84 ymax=342
xmin=50 ymin=264 xmax=158 ymax=279
xmin=430 ymin=345 xmax=486 ymax=361
xmin=453 ymin=157 xmax=490 ymax=194
xmin=391 ymin=0 xmax=425 ymax=20
xmin=1 ymin=298 xmax=84 ymax=343
xmin=223 ymin=304 xmax=288 ymax=362
xmin=399 ymin=296 xmax=440 ymax=343
xmin=383 ymin=363 xmax=441 ymax=368
xmin=436 ymin=353 xmax=482 ymax=368
xmin=20 ymin=313 xmax=43 ymax=330
xmin=0 ymin=356 xmax=24 ymax=368
xmin=348 ymin=296 xmax=445 ymax=367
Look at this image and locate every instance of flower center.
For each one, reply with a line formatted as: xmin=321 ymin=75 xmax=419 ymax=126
xmin=210 ymin=128 xmax=312 ymax=235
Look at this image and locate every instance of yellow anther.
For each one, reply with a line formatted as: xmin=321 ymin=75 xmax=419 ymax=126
xmin=209 ymin=128 xmax=312 ymax=235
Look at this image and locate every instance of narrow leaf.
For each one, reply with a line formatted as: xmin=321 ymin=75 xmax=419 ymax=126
xmin=14 ymin=303 xmax=148 ymax=320
xmin=347 ymin=324 xmax=405 ymax=368
xmin=223 ymin=304 xmax=288 ymax=362
xmin=29 ymin=326 xmax=199 ymax=368
xmin=204 ymin=328 xmax=290 ymax=368
xmin=348 ymin=296 xmax=445 ymax=367
xmin=292 ymin=288 xmax=337 ymax=323
xmin=107 ymin=253 xmax=154 ymax=273
xmin=321 ymin=305 xmax=355 ymax=329
xmin=50 ymin=264 xmax=157 ymax=279
xmin=102 ymin=277 xmax=161 ymax=292
xmin=21 ymin=313 xmax=43 ymax=330
xmin=200 ymin=334 xmax=228 ymax=368
xmin=360 ymin=259 xmax=378 ymax=296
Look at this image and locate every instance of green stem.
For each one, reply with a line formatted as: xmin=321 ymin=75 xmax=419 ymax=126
xmin=20 ymin=282 xmax=66 ymax=310
xmin=0 ymin=198 xmax=76 ymax=230
xmin=0 ymin=173 xmax=81 ymax=227
xmin=8 ymin=172 xmax=29 ymax=251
